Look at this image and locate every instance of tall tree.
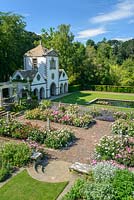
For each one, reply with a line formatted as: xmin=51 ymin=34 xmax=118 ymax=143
xmin=0 ymin=12 xmax=40 ymax=81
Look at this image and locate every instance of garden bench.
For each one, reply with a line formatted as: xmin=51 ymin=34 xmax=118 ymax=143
xmin=69 ymin=162 xmax=91 ymax=174
xmin=31 ymin=152 xmax=42 ymax=168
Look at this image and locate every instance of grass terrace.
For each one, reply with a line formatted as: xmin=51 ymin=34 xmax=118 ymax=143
xmin=0 ymin=170 xmax=67 ymax=200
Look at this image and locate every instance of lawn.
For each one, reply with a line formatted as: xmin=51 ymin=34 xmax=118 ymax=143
xmin=0 ymin=170 xmax=67 ymax=200
xmin=54 ymin=91 xmax=134 ymax=111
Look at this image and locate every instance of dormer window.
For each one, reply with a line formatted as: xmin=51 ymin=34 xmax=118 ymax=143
xmin=37 ymin=74 xmax=41 ymax=81
xmin=32 ymin=58 xmax=37 ymax=68
xmin=50 ymin=57 xmax=56 ymax=69
xmin=16 ymin=75 xmax=21 ymax=80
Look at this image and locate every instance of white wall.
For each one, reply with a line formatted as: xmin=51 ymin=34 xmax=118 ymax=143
xmin=59 ymin=70 xmax=68 ymax=94
xmin=24 ymin=56 xmax=32 ymax=70
xmin=38 ymin=57 xmax=47 ymax=75
xmin=31 ymin=72 xmax=46 ymax=99
xmin=46 ymin=56 xmax=59 ymax=97
xmin=24 ymin=56 xmax=47 ymax=75
xmin=31 ymin=84 xmax=46 ymax=99
xmin=22 ymin=54 xmax=68 ymax=98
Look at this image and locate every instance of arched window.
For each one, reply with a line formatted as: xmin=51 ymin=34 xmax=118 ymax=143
xmin=51 ymin=73 xmax=54 ymax=80
xmin=50 ymin=82 xmax=56 ymax=96
xmin=50 ymin=57 xmax=56 ymax=69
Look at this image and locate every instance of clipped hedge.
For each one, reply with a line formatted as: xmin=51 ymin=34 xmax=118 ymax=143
xmin=88 ymin=85 xmax=134 ymax=93
xmin=68 ymin=85 xmax=81 ymax=92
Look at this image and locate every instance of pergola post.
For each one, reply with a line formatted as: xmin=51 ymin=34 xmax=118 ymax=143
xmin=9 ymin=87 xmax=13 ymax=98
xmin=0 ymin=88 xmax=3 ymax=107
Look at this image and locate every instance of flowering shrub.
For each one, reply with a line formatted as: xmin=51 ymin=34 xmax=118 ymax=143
xmin=0 ymin=119 xmax=46 ymax=143
xmin=39 ymin=99 xmax=52 ymax=110
xmin=95 ymin=135 xmax=134 ymax=167
xmin=92 ymin=161 xmax=118 ymax=182
xmin=28 ymin=127 xmax=46 ymax=144
xmin=25 ymin=108 xmax=43 ymax=120
xmin=51 ymin=110 xmax=64 ymax=123
xmin=112 ymin=119 xmax=134 ymax=137
xmin=25 ymin=107 xmax=95 ymax=129
xmin=66 ymin=104 xmax=79 ymax=115
xmin=59 ymin=115 xmax=72 ymax=125
xmin=95 ymin=135 xmax=123 ymax=160
xmin=115 ymin=145 xmax=134 ymax=167
xmin=44 ymin=129 xmax=75 ymax=149
xmin=113 ymin=111 xmax=128 ymax=120
xmin=73 ymin=114 xmax=95 ymax=128
xmin=96 ymin=100 xmax=110 ymax=105
xmin=0 ymin=119 xmax=29 ymax=138
xmin=114 ymin=111 xmax=134 ymax=120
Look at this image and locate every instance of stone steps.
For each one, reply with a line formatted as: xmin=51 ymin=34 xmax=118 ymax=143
xmin=0 ymin=110 xmax=20 ymax=119
xmin=0 ymin=109 xmax=7 ymax=118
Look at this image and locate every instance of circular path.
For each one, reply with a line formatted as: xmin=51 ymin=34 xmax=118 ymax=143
xmin=27 ymin=160 xmax=78 ymax=183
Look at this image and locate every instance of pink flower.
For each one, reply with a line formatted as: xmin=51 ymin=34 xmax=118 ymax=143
xmin=53 ymin=110 xmax=59 ymax=115
xmin=91 ymin=160 xmax=97 ymax=165
xmin=115 ymin=154 xmax=122 ymax=159
xmin=126 ymin=146 xmax=131 ymax=153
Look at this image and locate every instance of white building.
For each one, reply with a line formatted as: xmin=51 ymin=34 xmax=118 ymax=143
xmin=12 ymin=44 xmax=68 ymax=100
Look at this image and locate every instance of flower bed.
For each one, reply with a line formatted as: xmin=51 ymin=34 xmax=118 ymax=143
xmin=0 ymin=119 xmax=76 ymax=150
xmin=95 ymin=135 xmax=134 ymax=167
xmin=63 ymin=162 xmax=134 ymax=200
xmin=44 ymin=129 xmax=75 ymax=149
xmin=0 ymin=119 xmax=46 ymax=143
xmin=25 ymin=104 xmax=95 ymax=129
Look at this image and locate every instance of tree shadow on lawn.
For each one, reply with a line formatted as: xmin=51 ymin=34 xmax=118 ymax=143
xmin=56 ymin=91 xmax=91 ymax=105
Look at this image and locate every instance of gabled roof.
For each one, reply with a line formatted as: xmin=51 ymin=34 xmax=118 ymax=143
xmin=14 ymin=70 xmax=37 ymax=81
xmin=59 ymin=69 xmax=65 ymax=78
xmin=24 ymin=45 xmax=48 ymax=57
xmin=46 ymin=49 xmax=58 ymax=57
xmin=24 ymin=44 xmax=58 ymax=57
xmin=59 ymin=69 xmax=63 ymax=78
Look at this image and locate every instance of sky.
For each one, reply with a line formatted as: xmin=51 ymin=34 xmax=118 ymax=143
xmin=1 ymin=0 xmax=134 ymax=43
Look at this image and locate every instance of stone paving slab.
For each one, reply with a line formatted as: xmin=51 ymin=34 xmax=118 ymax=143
xmin=27 ymin=160 xmax=78 ymax=183
xmin=69 ymin=162 xmax=91 ymax=174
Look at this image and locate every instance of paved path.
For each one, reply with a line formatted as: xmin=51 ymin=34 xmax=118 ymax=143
xmin=27 ymin=160 xmax=78 ymax=183
xmin=27 ymin=160 xmax=80 ymax=200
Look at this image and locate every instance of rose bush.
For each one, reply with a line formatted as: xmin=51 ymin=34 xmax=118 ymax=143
xmin=44 ymin=129 xmax=75 ymax=149
xmin=95 ymin=135 xmax=134 ymax=167
xmin=112 ymin=119 xmax=134 ymax=137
